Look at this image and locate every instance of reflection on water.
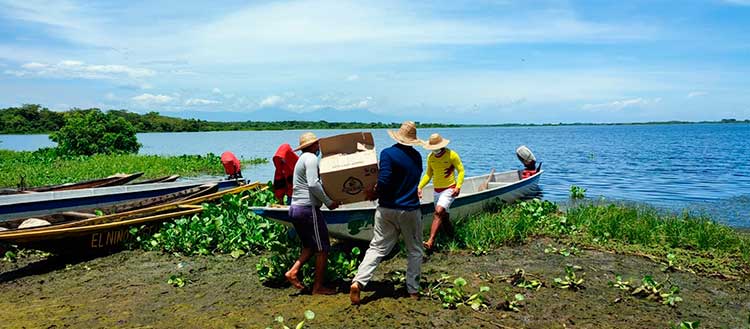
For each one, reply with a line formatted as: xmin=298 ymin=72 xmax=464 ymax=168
xmin=2 ymin=124 xmax=749 ymax=227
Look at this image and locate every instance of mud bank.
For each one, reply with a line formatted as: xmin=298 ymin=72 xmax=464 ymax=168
xmin=1 ymin=238 xmax=748 ymax=329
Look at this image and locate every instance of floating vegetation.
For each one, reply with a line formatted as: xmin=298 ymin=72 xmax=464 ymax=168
xmin=669 ymin=321 xmax=700 ymax=329
xmin=570 ymin=185 xmax=586 ymax=199
xmin=504 ymin=268 xmax=544 ymax=291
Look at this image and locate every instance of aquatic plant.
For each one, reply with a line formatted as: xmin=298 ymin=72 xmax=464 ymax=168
xmin=608 ymin=275 xmax=633 ymax=291
xmin=662 ymin=253 xmax=678 ymax=272
xmin=543 ymin=244 xmax=581 ymax=257
xmin=569 ymin=185 xmax=586 ymax=199
xmin=266 ymin=310 xmax=315 ymax=329
xmin=630 ymin=275 xmax=683 ymax=307
xmin=167 ymin=274 xmax=188 ymax=287
xmin=504 ymin=268 xmax=544 ymax=291
xmin=553 ymin=265 xmax=585 ymax=291
xmin=421 ymin=275 xmax=491 ymax=310
xmin=256 ymin=244 xmax=363 ymax=287
xmin=497 ymin=293 xmax=525 ymax=312
xmin=132 ymin=189 xmax=288 ymax=256
xmin=669 ymin=321 xmax=699 ymax=329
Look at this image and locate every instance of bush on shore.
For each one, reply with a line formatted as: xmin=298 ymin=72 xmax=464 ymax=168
xmin=49 ymin=109 xmax=140 ymax=156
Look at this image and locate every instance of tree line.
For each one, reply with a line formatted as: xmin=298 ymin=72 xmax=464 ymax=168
xmin=0 ymin=104 xmax=462 ymax=134
xmin=1 ymin=104 xmax=748 ymax=134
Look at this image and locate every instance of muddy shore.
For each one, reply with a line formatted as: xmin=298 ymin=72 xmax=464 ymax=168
xmin=1 ymin=238 xmax=748 ymax=329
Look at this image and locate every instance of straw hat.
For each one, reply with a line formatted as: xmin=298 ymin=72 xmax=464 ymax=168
xmin=423 ymin=133 xmax=450 ymax=151
xmin=515 ymin=145 xmax=536 ymax=165
xmin=294 ymin=132 xmax=319 ymax=151
xmin=387 ymin=121 xmax=423 ymax=146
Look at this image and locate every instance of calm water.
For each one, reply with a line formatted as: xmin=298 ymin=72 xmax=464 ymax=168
xmin=2 ymin=124 xmax=749 ymax=227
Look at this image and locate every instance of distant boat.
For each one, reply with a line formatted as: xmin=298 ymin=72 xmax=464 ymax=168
xmin=0 ymin=178 xmax=246 ymax=221
xmin=0 ymin=172 xmax=145 ymax=195
xmin=250 ymin=170 xmax=543 ymax=241
xmin=0 ymin=182 xmax=262 ymax=253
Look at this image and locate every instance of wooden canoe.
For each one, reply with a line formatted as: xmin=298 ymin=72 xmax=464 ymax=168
xmin=250 ymin=170 xmax=543 ymax=241
xmin=29 ymin=172 xmax=144 ymax=193
xmin=0 ymin=182 xmax=263 ymax=253
xmin=130 ymin=175 xmax=181 ymax=185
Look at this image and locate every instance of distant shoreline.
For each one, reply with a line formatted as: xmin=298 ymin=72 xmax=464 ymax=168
xmin=1 ymin=104 xmax=749 ymax=134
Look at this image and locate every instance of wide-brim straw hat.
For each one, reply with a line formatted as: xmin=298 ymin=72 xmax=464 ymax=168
xmin=387 ymin=121 xmax=423 ymax=146
xmin=294 ymin=132 xmax=320 ymax=151
xmin=423 ymin=133 xmax=450 ymax=151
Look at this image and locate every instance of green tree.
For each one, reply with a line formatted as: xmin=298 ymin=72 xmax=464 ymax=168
xmin=49 ymin=109 xmax=141 ymax=156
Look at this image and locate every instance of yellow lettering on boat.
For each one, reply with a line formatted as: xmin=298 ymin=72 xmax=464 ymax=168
xmin=91 ymin=233 xmax=99 ymax=248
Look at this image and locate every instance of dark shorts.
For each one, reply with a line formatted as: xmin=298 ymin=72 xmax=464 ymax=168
xmin=289 ymin=205 xmax=330 ymax=252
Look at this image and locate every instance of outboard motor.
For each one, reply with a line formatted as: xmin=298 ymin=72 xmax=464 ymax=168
xmin=221 ymin=151 xmax=243 ymax=179
xmin=272 ymin=144 xmax=298 ymax=204
xmin=516 ymin=145 xmax=541 ymax=179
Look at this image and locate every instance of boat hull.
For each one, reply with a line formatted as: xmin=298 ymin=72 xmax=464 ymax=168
xmin=251 ymin=170 xmax=542 ymax=241
xmin=0 ymin=179 xmax=244 ymax=221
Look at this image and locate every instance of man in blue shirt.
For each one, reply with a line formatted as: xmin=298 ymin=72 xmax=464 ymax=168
xmin=350 ymin=121 xmax=424 ymax=305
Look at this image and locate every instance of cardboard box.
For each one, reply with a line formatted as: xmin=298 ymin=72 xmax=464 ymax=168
xmin=318 ymin=132 xmax=378 ymax=204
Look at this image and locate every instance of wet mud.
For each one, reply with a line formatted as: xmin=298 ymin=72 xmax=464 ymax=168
xmin=1 ymin=238 xmax=748 ymax=329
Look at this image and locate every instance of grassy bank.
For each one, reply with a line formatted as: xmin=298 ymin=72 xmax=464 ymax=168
xmin=0 ymin=149 xmax=267 ymax=188
xmin=3 ymin=191 xmax=750 ymax=328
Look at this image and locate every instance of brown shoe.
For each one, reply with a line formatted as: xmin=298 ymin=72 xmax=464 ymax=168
xmin=350 ymin=282 xmax=361 ymax=305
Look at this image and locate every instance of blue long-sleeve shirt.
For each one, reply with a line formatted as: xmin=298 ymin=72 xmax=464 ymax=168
xmin=376 ymin=143 xmax=422 ymax=210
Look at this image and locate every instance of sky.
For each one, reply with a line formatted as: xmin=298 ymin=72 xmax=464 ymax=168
xmin=1 ymin=0 xmax=749 ymax=124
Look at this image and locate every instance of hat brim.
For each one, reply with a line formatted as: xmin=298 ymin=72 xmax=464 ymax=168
xmin=387 ymin=130 xmax=423 ymax=146
xmin=293 ymin=138 xmax=320 ymax=151
xmin=422 ymin=138 xmax=450 ymax=151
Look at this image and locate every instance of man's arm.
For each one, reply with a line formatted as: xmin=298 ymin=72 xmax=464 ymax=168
xmin=376 ymin=150 xmax=393 ymax=198
xmin=304 ymin=155 xmax=334 ymax=207
xmin=452 ymin=151 xmax=465 ymax=197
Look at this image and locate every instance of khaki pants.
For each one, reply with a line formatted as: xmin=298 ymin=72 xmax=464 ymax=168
xmin=352 ymin=206 xmax=423 ymax=294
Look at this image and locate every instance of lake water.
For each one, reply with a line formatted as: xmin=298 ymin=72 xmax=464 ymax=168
xmin=2 ymin=124 xmax=749 ymax=228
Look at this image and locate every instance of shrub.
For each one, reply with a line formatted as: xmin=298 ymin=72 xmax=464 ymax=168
xmin=49 ymin=109 xmax=140 ymax=155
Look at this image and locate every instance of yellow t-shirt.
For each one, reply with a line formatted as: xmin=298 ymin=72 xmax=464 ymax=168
xmin=418 ymin=148 xmax=465 ymax=190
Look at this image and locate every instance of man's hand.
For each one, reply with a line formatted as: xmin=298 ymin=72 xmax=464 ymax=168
xmin=364 ymin=184 xmax=378 ymax=201
xmin=418 ymin=188 xmax=423 ymax=199
xmin=451 ymin=188 xmax=461 ymax=197
xmin=328 ymin=201 xmax=341 ymax=210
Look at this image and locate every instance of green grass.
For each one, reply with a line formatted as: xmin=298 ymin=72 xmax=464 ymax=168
xmin=0 ymin=149 xmax=267 ymax=188
xmin=451 ymin=199 xmax=750 ymax=278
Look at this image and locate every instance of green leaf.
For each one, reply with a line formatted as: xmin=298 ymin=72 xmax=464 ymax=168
xmin=304 ymin=310 xmax=315 ymax=320
xmin=230 ymin=249 xmax=245 ymax=259
xmin=453 ymin=277 xmax=467 ymax=287
xmin=276 ymin=316 xmax=284 ymax=323
xmin=480 ymin=286 xmax=490 ymax=292
xmin=515 ymin=294 xmax=525 ymax=301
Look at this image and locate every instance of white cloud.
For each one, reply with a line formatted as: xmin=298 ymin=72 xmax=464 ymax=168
xmin=212 ymin=88 xmax=222 ymax=94
xmin=185 ymin=98 xmax=220 ymax=106
xmin=687 ymin=91 xmax=708 ymax=98
xmin=259 ymin=95 xmax=284 ymax=108
xmin=8 ymin=60 xmax=155 ymax=79
xmin=346 ymin=74 xmax=360 ymax=81
xmin=582 ymin=97 xmax=662 ymax=111
xmin=132 ymin=93 xmax=173 ymax=104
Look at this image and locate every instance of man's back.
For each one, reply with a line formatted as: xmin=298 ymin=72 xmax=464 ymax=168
xmin=377 ymin=143 xmax=422 ymax=210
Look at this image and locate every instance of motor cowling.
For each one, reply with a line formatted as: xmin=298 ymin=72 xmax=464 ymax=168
xmin=221 ymin=151 xmax=242 ymax=179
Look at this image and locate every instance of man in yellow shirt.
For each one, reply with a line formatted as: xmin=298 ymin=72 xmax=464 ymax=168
xmin=418 ymin=133 xmax=465 ymax=251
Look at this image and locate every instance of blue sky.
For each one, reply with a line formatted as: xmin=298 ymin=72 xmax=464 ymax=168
xmin=1 ymin=0 xmax=749 ymax=123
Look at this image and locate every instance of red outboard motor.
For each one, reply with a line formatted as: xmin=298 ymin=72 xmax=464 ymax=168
xmin=272 ymin=144 xmax=298 ymax=204
xmin=221 ymin=151 xmax=242 ymax=179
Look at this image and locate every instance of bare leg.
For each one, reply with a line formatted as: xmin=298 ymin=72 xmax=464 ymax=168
xmin=424 ymin=206 xmax=447 ymax=250
xmin=312 ymin=252 xmax=336 ymax=295
xmin=286 ymin=247 xmax=313 ymax=290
